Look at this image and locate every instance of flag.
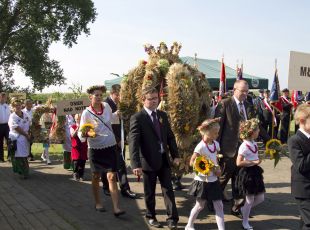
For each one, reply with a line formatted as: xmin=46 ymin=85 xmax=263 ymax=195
xmin=237 ymin=63 xmax=243 ymax=80
xmin=291 ymin=90 xmax=298 ymax=109
xmin=269 ymin=69 xmax=283 ymax=112
xmin=218 ymin=58 xmax=226 ymax=101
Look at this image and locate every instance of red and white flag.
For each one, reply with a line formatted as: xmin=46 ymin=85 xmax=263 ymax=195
xmin=218 ymin=58 xmax=226 ymax=101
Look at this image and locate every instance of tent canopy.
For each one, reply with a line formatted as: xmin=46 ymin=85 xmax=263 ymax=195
xmin=104 ymin=56 xmax=268 ymax=90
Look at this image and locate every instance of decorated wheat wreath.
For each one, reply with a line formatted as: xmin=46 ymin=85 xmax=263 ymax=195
xmin=120 ymin=42 xmax=212 ymax=175
xmin=30 ymin=99 xmax=66 ymax=144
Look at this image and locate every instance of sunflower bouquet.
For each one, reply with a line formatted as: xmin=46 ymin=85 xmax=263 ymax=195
xmin=265 ymin=139 xmax=288 ymax=167
xmin=80 ymin=123 xmax=96 ymax=138
xmin=193 ymin=155 xmax=216 ymax=176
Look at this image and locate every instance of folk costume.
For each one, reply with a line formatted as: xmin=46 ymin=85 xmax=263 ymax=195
xmin=8 ymin=112 xmax=31 ymax=178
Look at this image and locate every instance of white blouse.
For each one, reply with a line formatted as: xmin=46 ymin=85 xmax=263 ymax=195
xmin=193 ymin=140 xmax=220 ymax=183
xmin=238 ymin=140 xmax=259 ymax=161
xmin=79 ymin=102 xmax=116 ymax=149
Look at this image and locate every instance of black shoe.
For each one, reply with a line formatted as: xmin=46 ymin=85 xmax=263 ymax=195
xmin=103 ymin=188 xmax=110 ymax=196
xmin=173 ymin=181 xmax=185 ymax=191
xmin=231 ymin=209 xmax=243 ymax=219
xmin=95 ymin=206 xmax=106 ymax=212
xmin=121 ymin=189 xmax=137 ymax=199
xmin=167 ymin=220 xmax=177 ymax=229
xmin=147 ymin=218 xmax=162 ymax=228
xmin=29 ymin=157 xmax=35 ymax=161
xmin=114 ymin=210 xmax=126 ymax=217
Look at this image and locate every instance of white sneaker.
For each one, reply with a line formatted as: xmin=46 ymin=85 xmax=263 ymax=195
xmin=185 ymin=225 xmax=195 ymax=230
xmin=41 ymin=153 xmax=46 ymax=162
xmin=46 ymin=158 xmax=51 ymax=165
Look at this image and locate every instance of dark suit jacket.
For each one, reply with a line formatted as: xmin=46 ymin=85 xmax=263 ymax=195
xmin=105 ymin=97 xmax=121 ymax=143
xmin=288 ymin=130 xmax=310 ymax=199
xmin=129 ymin=109 xmax=179 ymax=171
xmin=214 ymin=97 xmax=269 ymax=158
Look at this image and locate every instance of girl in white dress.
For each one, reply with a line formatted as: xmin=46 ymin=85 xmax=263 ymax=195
xmin=8 ymin=99 xmax=31 ymax=179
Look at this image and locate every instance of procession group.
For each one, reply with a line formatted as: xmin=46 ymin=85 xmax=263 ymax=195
xmin=0 ymin=79 xmax=310 ymax=230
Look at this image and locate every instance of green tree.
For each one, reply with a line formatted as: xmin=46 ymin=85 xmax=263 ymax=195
xmin=0 ymin=0 xmax=97 ymax=91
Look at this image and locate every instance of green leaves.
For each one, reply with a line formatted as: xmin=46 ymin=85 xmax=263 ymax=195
xmin=0 ymin=0 xmax=97 ymax=91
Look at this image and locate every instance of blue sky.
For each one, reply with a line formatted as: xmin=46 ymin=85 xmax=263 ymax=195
xmin=14 ymin=0 xmax=310 ymax=92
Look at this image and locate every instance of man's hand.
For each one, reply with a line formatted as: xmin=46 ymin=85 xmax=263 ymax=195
xmin=133 ymin=168 xmax=142 ymax=177
xmin=173 ymin=158 xmax=181 ymax=166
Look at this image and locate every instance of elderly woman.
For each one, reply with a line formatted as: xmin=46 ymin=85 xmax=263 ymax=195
xmin=79 ymin=85 xmax=125 ymax=216
xmin=8 ymin=99 xmax=31 ymax=179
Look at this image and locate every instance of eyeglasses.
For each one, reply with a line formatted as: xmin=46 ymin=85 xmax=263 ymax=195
xmin=235 ymin=88 xmax=249 ymax=94
xmin=146 ymin=97 xmax=158 ymax=101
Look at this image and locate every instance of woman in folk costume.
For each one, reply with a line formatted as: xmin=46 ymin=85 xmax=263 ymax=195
xmin=8 ymin=99 xmax=31 ymax=179
xmin=79 ymin=85 xmax=125 ymax=216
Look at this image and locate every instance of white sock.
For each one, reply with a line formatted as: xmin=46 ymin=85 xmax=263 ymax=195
xmin=186 ymin=198 xmax=205 ymax=228
xmin=213 ymin=200 xmax=225 ymax=230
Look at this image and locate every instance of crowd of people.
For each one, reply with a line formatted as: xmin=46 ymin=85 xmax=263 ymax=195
xmin=0 ymin=79 xmax=309 ymax=229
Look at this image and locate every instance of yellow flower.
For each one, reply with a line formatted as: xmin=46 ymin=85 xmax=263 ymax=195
xmin=88 ymin=130 xmax=96 ymax=138
xmin=265 ymin=138 xmax=283 ymax=167
xmin=80 ymin=123 xmax=95 ymax=132
xmin=184 ymin=124 xmax=190 ymax=132
xmin=194 ymin=156 xmax=215 ymax=176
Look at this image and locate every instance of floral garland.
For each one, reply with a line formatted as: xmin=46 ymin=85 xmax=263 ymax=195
xmin=239 ymin=118 xmax=260 ymax=140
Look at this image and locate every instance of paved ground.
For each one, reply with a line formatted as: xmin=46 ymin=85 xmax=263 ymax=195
xmin=0 ymin=156 xmax=300 ymax=230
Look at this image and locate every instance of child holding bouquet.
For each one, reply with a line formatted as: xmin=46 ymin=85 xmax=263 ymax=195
xmin=185 ymin=118 xmax=225 ymax=230
xmin=70 ymin=114 xmax=88 ymax=181
xmin=288 ymin=104 xmax=310 ymax=229
xmin=236 ymin=118 xmax=265 ymax=230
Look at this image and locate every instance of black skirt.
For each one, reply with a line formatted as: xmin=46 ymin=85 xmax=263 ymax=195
xmin=88 ymin=146 xmax=117 ymax=173
xmin=235 ymin=165 xmax=265 ymax=197
xmin=188 ymin=180 xmax=223 ymax=201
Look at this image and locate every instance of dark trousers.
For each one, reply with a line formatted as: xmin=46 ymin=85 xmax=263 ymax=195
xmin=143 ymin=165 xmax=179 ymax=222
xmin=280 ymin=113 xmax=290 ymax=143
xmin=0 ymin=123 xmax=9 ymax=160
xmin=73 ymin=159 xmax=86 ymax=178
xmin=262 ymin=121 xmax=273 ymax=139
xmin=101 ymin=145 xmax=130 ymax=191
xmin=219 ymin=155 xmax=244 ymax=209
xmin=297 ymin=198 xmax=310 ymax=230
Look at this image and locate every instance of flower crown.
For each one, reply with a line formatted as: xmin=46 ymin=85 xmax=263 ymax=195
xmin=197 ymin=117 xmax=221 ymax=132
xmin=239 ymin=118 xmax=260 ymax=139
xmin=86 ymin=85 xmax=107 ymax=94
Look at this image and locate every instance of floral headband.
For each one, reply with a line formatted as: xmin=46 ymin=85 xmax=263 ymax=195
xmin=198 ymin=117 xmax=221 ymax=131
xmin=86 ymin=85 xmax=107 ymax=94
xmin=239 ymin=118 xmax=260 ymax=139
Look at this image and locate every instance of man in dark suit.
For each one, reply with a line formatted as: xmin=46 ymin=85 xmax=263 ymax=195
xmin=280 ymin=88 xmax=292 ymax=144
xmin=129 ymin=87 xmax=180 ymax=229
xmin=288 ymin=104 xmax=310 ymax=230
xmin=101 ymin=84 xmax=137 ymax=199
xmin=214 ymin=80 xmax=269 ymax=216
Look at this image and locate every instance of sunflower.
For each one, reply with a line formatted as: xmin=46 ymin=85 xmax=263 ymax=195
xmin=193 ymin=156 xmax=215 ymax=176
xmin=265 ymin=139 xmax=284 ymax=167
xmin=80 ymin=123 xmax=96 ymax=137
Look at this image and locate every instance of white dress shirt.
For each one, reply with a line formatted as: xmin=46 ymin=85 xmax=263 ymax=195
xmin=233 ymin=96 xmax=247 ymax=120
xmin=0 ymin=103 xmax=11 ymax=124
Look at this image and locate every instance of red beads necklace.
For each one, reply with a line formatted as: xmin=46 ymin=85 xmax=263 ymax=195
xmin=203 ymin=140 xmax=216 ymax=153
xmin=246 ymin=142 xmax=258 ymax=154
xmin=90 ymin=103 xmax=104 ymax=115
